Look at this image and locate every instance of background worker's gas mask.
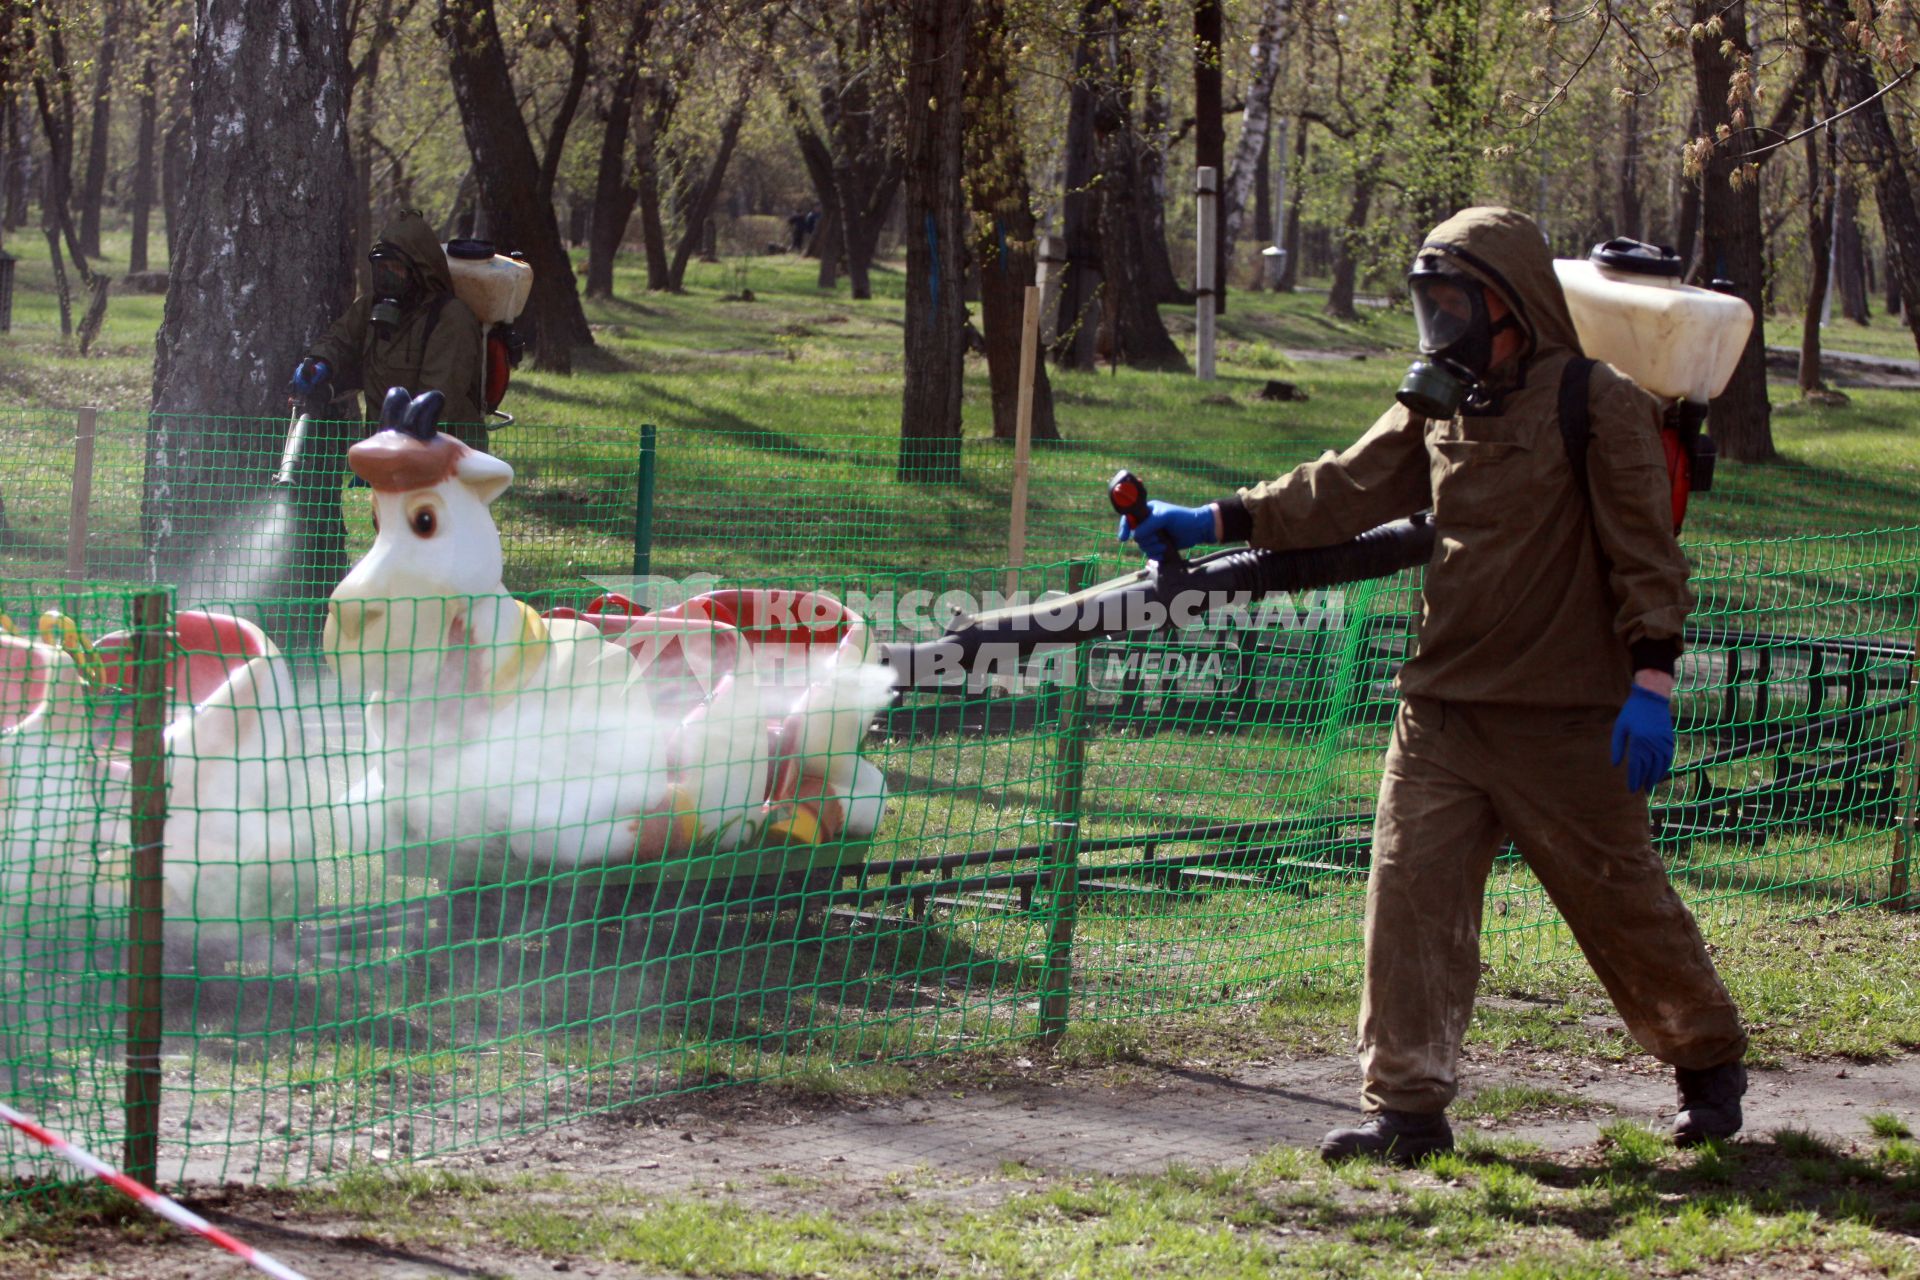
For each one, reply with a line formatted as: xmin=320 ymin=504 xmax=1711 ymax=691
xmin=368 ymin=247 xmax=419 ymax=335
xmin=1396 ymin=261 xmax=1517 ymax=420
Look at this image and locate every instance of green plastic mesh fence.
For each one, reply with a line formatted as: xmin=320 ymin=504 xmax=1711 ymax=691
xmin=0 ymin=414 xmax=1913 ymax=1197
xmin=0 ymin=410 xmax=645 ymax=609
xmin=0 ymin=582 xmax=165 ymax=1192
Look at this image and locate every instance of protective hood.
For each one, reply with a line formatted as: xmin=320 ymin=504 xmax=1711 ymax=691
xmin=1416 ymin=206 xmax=1582 ymax=371
xmin=371 ymin=210 xmax=454 ymax=296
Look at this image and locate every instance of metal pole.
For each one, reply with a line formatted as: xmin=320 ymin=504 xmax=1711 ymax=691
xmin=125 ymin=590 xmax=169 ymax=1186
xmin=67 ymin=407 xmax=97 ymax=579
xmin=1039 ymin=560 xmax=1094 ymax=1043
xmin=1005 ymin=285 xmax=1041 ymax=600
xmin=631 ymin=424 xmax=657 ymax=580
xmin=1195 ymin=167 xmax=1218 ymax=380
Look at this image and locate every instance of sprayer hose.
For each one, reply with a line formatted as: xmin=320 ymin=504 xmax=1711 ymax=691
xmin=880 ymin=513 xmax=1436 ymax=689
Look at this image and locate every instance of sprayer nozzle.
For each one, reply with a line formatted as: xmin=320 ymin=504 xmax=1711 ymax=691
xmin=274 ymin=415 xmax=310 ymax=485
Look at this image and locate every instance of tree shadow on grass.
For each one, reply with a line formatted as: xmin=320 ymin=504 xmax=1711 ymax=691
xmin=1429 ymin=1127 xmax=1920 ymax=1243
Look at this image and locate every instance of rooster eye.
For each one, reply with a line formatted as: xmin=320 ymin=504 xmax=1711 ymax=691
xmin=411 ymin=508 xmax=436 ymax=537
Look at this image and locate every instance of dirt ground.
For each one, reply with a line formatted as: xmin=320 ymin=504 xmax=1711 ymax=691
xmin=17 ymin=1035 xmax=1920 ymax=1280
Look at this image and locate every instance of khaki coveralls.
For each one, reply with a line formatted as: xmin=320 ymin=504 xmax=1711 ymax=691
xmin=1236 ymin=207 xmax=1748 ymax=1113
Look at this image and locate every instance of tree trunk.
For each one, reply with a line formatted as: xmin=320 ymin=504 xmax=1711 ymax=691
xmin=790 ymin=108 xmax=845 ymax=278
xmin=1617 ymin=91 xmax=1642 ymax=242
xmin=814 ymin=207 xmax=839 ymax=287
xmin=128 ymin=46 xmax=156 ymax=273
xmin=31 ymin=11 xmax=90 ymax=286
xmin=634 ymin=82 xmax=673 ymax=291
xmin=1828 ymin=38 xmax=1920 ymax=356
xmin=1252 ymin=125 xmax=1272 ymax=245
xmin=79 ymin=0 xmax=121 ymax=260
xmin=161 ymin=113 xmax=189 ymax=261
xmin=836 ymin=165 xmax=898 ymax=301
xmin=536 ymin=0 xmax=593 ymax=207
xmin=440 ymin=0 xmax=592 ymax=371
xmin=966 ymin=0 xmax=1058 ymax=443
xmin=1134 ymin=40 xmax=1188 ymax=306
xmin=1834 ymin=171 xmax=1869 ymax=324
xmin=1326 ymin=178 xmax=1372 ymax=320
xmin=1194 ymin=0 xmax=1225 ymax=309
xmin=1411 ymin=0 xmax=1478 ymax=227
xmin=1277 ymin=115 xmax=1306 ymax=290
xmin=667 ymin=93 xmax=752 ymax=292
xmin=896 ymin=0 xmax=970 ymax=483
xmin=1888 ymin=237 xmax=1904 ymax=319
xmin=1799 ymin=116 xmax=1832 ymax=395
xmin=1091 ymin=27 xmax=1188 ymax=373
xmin=584 ymin=76 xmax=639 ymax=298
xmin=1223 ymin=0 xmax=1288 ymax=283
xmin=147 ymin=0 xmax=354 ymax=591
xmin=1688 ymin=1 xmax=1772 ymax=461
xmin=584 ymin=5 xmax=657 ymax=299
xmin=1675 ymin=110 xmax=1701 ymax=274
xmin=4 ymin=96 xmax=28 ymax=233
xmin=1052 ymin=0 xmax=1103 ymax=370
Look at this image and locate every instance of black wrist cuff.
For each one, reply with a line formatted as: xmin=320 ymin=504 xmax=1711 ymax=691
xmin=1216 ymin=497 xmax=1253 ymax=543
xmin=1629 ymin=637 xmax=1680 ymax=676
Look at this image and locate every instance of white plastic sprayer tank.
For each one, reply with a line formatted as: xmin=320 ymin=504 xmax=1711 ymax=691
xmin=445 ymin=241 xmax=533 ymax=325
xmin=1552 ymin=240 xmax=1754 ymax=404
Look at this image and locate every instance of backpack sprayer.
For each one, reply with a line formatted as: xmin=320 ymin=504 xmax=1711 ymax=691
xmin=445 ymin=238 xmax=533 ymax=425
xmin=1555 ymin=239 xmax=1754 ymax=530
xmin=878 ymin=472 xmax=1436 ymax=691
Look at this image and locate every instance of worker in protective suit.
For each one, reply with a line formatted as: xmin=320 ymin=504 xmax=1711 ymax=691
xmin=289 ymin=210 xmax=490 ymax=450
xmin=1122 ymin=207 xmax=1748 ymax=1162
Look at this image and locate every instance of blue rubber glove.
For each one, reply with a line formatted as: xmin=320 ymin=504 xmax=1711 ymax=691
xmin=1117 ymin=501 xmax=1217 ymax=561
xmin=1610 ymin=685 xmax=1675 ymax=794
xmin=287 ymin=357 xmax=331 ymax=401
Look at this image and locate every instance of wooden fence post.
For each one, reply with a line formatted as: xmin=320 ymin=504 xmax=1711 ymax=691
xmin=1004 ymin=285 xmax=1041 ymax=600
xmin=125 ymin=590 xmax=169 ymax=1186
xmin=67 ymin=407 xmax=97 ymax=579
xmin=1039 ymin=560 xmax=1094 ymax=1043
xmin=1892 ymin=625 xmax=1919 ymax=911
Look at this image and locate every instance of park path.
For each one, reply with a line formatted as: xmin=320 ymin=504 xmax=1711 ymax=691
xmin=34 ymin=1046 xmax=1920 ymax=1279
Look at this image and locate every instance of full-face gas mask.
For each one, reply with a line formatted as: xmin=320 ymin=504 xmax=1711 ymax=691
xmin=1396 ymin=258 xmax=1517 ymax=420
xmin=367 ymin=246 xmax=419 ymax=335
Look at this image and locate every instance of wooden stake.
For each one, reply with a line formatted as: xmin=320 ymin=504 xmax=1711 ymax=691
xmin=1038 ymin=560 xmax=1093 ymax=1044
xmin=67 ymin=407 xmax=97 ymax=579
xmin=125 ymin=591 xmax=169 ymax=1186
xmin=1893 ymin=633 xmax=1919 ymax=911
xmin=1005 ymin=284 xmax=1041 ymax=599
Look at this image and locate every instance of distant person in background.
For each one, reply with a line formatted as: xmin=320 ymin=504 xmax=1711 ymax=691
xmin=289 ymin=210 xmax=490 ymax=451
xmin=788 ymin=210 xmax=809 ymax=253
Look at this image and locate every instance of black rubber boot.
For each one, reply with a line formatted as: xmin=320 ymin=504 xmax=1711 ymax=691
xmin=1319 ymin=1109 xmax=1454 ymax=1164
xmin=1674 ymin=1061 xmax=1747 ymax=1147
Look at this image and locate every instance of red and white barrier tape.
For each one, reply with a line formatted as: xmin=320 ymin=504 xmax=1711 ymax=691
xmin=0 ymin=1101 xmax=311 ymax=1280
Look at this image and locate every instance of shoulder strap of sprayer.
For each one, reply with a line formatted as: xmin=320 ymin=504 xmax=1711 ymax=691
xmin=1557 ymin=356 xmax=1597 ymax=498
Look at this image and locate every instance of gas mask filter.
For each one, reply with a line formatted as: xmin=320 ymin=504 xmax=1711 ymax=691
xmin=1396 ymin=260 xmax=1514 ymax=420
xmin=368 ymin=248 xmax=417 ymax=334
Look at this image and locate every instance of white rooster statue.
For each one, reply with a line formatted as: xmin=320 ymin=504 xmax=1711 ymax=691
xmin=325 ymin=388 xmax=890 ymax=935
